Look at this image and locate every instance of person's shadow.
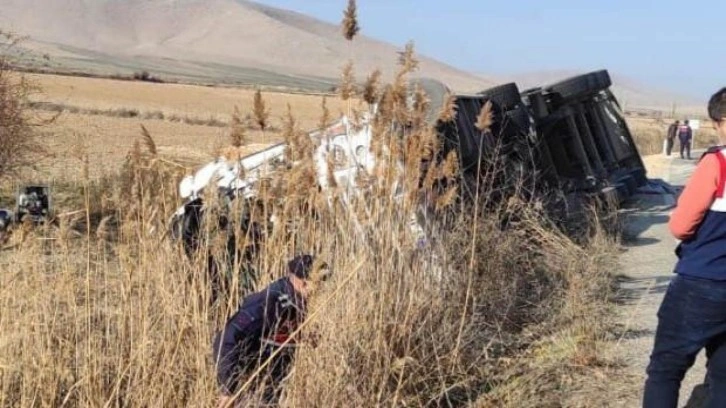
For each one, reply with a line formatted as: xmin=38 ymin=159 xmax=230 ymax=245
xmin=683 ymin=377 xmax=710 ymax=407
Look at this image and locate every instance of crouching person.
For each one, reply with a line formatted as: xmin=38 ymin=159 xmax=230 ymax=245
xmin=212 ymin=254 xmax=330 ymax=407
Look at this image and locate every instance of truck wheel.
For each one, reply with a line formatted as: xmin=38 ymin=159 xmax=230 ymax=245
xmin=408 ymin=77 xmax=451 ymax=125
xmin=479 ymin=82 xmax=522 ymax=111
xmin=547 ymin=70 xmax=612 ymax=100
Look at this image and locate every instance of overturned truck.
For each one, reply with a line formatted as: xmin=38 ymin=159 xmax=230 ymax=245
xmin=170 ymin=69 xmax=646 ymax=286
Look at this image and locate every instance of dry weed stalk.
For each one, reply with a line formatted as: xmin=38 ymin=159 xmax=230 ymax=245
xmin=230 ymin=106 xmax=248 ymax=148
xmin=318 ymin=96 xmax=331 ymax=131
xmin=341 ymin=0 xmax=360 ymax=41
xmin=252 ymin=89 xmax=269 ymax=132
xmin=0 ymin=6 xmax=621 ymax=407
xmin=397 ymin=41 xmax=419 ymax=76
xmin=339 ymin=61 xmax=357 ymax=102
xmin=476 ymin=100 xmax=494 ymax=132
xmin=140 ymin=124 xmax=157 ymax=156
xmin=362 ymin=69 xmax=381 ymax=106
xmin=439 ymin=92 xmax=458 ymax=123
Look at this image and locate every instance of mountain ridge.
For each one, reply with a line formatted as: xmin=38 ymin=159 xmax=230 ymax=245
xmin=0 ymin=0 xmax=495 ymax=92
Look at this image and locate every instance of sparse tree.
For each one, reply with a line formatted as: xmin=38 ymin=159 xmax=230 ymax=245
xmin=0 ymin=31 xmax=42 ymax=179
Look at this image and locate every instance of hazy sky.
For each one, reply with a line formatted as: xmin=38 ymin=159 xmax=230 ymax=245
xmin=258 ymin=0 xmax=723 ymax=100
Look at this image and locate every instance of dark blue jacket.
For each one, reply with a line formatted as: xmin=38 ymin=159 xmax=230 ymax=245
xmin=213 ymin=277 xmax=306 ymax=393
xmin=678 ymin=125 xmax=693 ymax=142
xmin=673 ymin=147 xmax=726 ymax=280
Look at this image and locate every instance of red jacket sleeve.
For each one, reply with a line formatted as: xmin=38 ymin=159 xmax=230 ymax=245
xmin=668 ymin=154 xmax=720 ymax=240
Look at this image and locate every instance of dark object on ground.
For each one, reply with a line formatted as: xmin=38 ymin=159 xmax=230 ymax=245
xmin=170 ymin=192 xmax=266 ymax=303
xmin=0 ymin=209 xmax=12 ymax=230
xmin=0 ymin=209 xmax=12 ymax=242
xmin=15 ymin=185 xmax=52 ymax=224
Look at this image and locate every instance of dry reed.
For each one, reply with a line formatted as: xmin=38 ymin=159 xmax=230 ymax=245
xmin=341 ymin=0 xmax=361 ymax=41
xmin=0 ymin=8 xmax=622 ymax=408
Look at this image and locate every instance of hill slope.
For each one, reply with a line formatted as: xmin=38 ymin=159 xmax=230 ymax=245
xmin=501 ymin=70 xmax=704 ymax=115
xmin=0 ymin=0 xmax=495 ymax=92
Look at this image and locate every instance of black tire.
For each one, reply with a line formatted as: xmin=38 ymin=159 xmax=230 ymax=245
xmin=479 ymin=82 xmax=522 ymax=110
xmin=408 ymin=77 xmax=451 ymax=125
xmin=547 ymin=70 xmax=612 ymax=100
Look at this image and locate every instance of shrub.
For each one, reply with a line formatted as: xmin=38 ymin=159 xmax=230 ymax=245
xmin=0 ymin=31 xmax=42 ymax=179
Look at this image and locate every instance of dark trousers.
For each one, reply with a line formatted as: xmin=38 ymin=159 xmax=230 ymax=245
xmin=666 ymin=137 xmax=675 ymax=156
xmin=643 ymin=274 xmax=726 ymax=408
xmin=680 ymin=138 xmax=692 ymax=159
xmin=212 ymin=333 xmax=294 ymax=406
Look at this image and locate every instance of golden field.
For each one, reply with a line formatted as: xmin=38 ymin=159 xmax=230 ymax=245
xmin=26 ymin=73 xmax=350 ymax=180
xmin=24 ymin=72 xmax=712 ymax=183
xmin=0 ymin=66 xmax=627 ymax=407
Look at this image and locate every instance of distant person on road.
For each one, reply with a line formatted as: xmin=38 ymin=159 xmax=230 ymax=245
xmin=212 ymin=254 xmax=330 ymax=407
xmin=678 ymin=119 xmax=693 ymax=159
xmin=642 ymin=87 xmax=726 ymax=407
xmin=666 ymin=119 xmax=680 ymax=156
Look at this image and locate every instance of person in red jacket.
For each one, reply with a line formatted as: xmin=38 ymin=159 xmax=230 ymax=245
xmin=643 ymin=87 xmax=726 ymax=407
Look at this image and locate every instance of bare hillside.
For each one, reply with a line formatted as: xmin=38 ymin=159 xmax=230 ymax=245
xmin=502 ymin=70 xmax=705 ymax=116
xmin=0 ymin=0 xmax=495 ymax=92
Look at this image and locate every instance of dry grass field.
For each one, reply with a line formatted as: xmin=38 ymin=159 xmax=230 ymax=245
xmin=28 ymin=73 xmax=348 ymax=127
xmin=25 ymin=72 xmax=703 ymax=184
xmin=2 ymin=0 xmax=709 ymax=404
xmin=0 ymin=55 xmax=632 ymax=407
xmin=24 ymin=73 xmax=350 ymax=181
xmin=627 ymin=115 xmax=719 ymax=156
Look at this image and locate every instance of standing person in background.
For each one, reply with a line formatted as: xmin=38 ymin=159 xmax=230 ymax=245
xmin=666 ymin=120 xmax=680 ymax=156
xmin=679 ymin=119 xmax=693 ymax=159
xmin=642 ymin=87 xmax=726 ymax=407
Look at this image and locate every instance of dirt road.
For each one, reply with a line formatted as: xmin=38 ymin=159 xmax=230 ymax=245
xmin=615 ymin=153 xmax=708 ymax=407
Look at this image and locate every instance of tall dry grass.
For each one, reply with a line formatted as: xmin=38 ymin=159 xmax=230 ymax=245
xmin=0 ymin=9 xmax=621 ymax=407
xmin=1 ymin=65 xmax=619 ymax=408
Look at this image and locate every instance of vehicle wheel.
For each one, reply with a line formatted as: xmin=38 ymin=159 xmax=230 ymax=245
xmin=547 ymin=70 xmax=612 ymax=100
xmin=408 ymin=77 xmax=451 ymax=125
xmin=479 ymin=82 xmax=522 ymax=111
